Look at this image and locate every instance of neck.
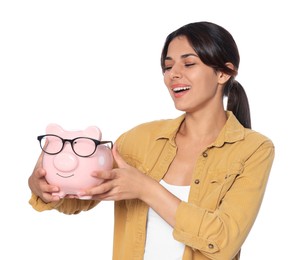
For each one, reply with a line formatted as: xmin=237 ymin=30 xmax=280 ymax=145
xmin=179 ymin=109 xmax=227 ymax=143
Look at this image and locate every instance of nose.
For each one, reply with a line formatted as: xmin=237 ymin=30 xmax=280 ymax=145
xmin=170 ymin=66 xmax=182 ymax=80
xmin=53 ymin=152 xmax=78 ymax=172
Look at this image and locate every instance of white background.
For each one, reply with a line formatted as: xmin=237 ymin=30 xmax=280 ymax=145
xmin=1 ymin=0 xmax=305 ymax=259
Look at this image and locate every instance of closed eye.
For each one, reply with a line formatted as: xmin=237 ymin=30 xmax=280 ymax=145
xmin=164 ymin=66 xmax=172 ymax=71
xmin=185 ymin=63 xmax=195 ymax=67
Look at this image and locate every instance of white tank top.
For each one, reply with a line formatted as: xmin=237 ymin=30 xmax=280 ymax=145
xmin=144 ymin=179 xmax=190 ymax=260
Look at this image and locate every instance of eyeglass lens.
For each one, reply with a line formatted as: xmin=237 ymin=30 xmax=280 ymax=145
xmin=40 ymin=135 xmax=98 ymax=157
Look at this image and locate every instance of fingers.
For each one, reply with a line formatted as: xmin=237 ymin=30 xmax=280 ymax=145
xmin=29 ymin=154 xmax=60 ymax=203
xmin=92 ymin=169 xmax=117 ymax=180
xmin=79 ymin=169 xmax=117 ymax=198
xmin=81 ymin=144 xmax=139 ymax=201
xmin=41 ymin=192 xmax=61 ymax=203
xmin=79 ymin=180 xmax=114 ymax=198
xmin=35 ymin=167 xmax=47 ymax=178
xmin=112 ymin=144 xmax=129 ymax=169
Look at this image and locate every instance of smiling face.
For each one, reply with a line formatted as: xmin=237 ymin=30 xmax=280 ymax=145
xmin=163 ymin=36 xmax=227 ymax=114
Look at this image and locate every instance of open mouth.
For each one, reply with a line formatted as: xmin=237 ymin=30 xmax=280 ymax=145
xmin=173 ymin=86 xmax=191 ymax=93
xmin=56 ymin=173 xmax=74 ymax=178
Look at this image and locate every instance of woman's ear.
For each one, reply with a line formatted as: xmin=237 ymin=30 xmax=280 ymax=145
xmin=218 ymin=62 xmax=235 ymax=84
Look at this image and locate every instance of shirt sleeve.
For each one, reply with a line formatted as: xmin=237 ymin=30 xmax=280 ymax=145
xmin=173 ymin=139 xmax=275 ymax=259
xmin=29 ymin=193 xmax=100 ymax=214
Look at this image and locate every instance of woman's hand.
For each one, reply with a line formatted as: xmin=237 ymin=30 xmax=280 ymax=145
xmin=81 ymin=144 xmax=155 ymax=201
xmin=81 ymin=144 xmax=181 ymax=226
xmin=28 ymin=152 xmax=61 ymax=203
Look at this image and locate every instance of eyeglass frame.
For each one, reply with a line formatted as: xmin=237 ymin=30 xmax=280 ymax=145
xmin=37 ymin=134 xmax=113 ymax=158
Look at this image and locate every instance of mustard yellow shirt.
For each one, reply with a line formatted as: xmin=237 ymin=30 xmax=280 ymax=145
xmin=29 ymin=111 xmax=275 ymax=260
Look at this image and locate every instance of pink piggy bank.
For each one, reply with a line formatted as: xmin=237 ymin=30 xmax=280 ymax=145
xmin=37 ymin=123 xmax=113 ymax=199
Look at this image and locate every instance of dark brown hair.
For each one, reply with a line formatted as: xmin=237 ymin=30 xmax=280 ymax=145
xmin=161 ymin=21 xmax=251 ymax=129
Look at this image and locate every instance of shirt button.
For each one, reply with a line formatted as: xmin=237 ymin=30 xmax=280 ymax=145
xmin=208 ymin=243 xmax=214 ymax=249
xmin=194 ymin=179 xmax=200 ymax=184
xmin=202 ymin=152 xmax=208 ymax=157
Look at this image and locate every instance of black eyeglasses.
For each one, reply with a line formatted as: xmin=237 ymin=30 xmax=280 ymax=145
xmin=37 ymin=134 xmax=113 ymax=158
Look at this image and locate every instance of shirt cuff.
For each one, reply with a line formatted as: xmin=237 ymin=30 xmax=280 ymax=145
xmin=28 ymin=193 xmax=63 ymax=212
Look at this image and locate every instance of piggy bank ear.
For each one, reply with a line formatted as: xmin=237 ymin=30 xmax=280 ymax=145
xmin=84 ymin=126 xmax=102 ymax=140
xmin=46 ymin=123 xmax=65 ymax=135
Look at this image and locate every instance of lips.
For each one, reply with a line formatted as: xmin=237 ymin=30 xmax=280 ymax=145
xmin=172 ymin=86 xmax=191 ymax=93
xmin=56 ymin=173 xmax=74 ymax=178
xmin=171 ymin=84 xmax=191 ymax=98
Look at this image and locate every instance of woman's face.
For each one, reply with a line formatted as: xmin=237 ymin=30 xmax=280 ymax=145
xmin=163 ymin=36 xmax=225 ymax=113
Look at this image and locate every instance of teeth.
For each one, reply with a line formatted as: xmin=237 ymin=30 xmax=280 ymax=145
xmin=173 ymin=86 xmax=191 ymax=93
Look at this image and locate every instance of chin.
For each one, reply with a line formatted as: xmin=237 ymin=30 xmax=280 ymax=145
xmin=174 ymin=103 xmax=190 ymax=112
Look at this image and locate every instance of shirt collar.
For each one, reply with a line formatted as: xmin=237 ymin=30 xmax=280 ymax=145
xmin=213 ymin=111 xmax=245 ymax=147
xmin=154 ymin=111 xmax=245 ymax=147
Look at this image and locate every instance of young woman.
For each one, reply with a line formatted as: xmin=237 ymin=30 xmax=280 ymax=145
xmin=28 ymin=21 xmax=275 ymax=260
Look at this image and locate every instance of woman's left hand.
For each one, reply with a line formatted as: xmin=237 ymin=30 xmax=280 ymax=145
xmin=80 ymin=144 xmax=155 ymax=201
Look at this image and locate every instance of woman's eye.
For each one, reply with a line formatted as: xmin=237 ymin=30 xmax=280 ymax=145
xmin=164 ymin=66 xmax=172 ymax=71
xmin=185 ymin=63 xmax=195 ymax=67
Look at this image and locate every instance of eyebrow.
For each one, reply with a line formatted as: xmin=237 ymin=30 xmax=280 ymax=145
xmin=165 ymin=53 xmax=199 ymax=61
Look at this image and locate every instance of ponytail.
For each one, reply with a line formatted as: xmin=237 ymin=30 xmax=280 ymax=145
xmin=224 ymin=79 xmax=251 ymax=129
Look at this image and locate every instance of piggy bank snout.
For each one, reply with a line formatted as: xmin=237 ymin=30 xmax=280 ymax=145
xmin=53 ymin=152 xmax=78 ymax=172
